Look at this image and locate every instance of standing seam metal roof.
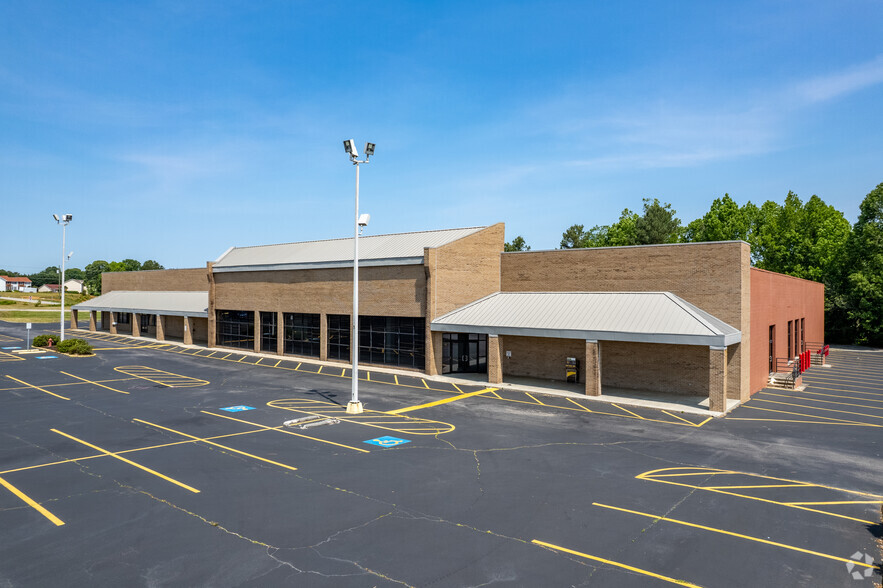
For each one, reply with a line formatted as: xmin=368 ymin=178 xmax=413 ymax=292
xmin=430 ymin=291 xmax=741 ymax=347
xmin=72 ymin=291 xmax=209 ymax=317
xmin=213 ymin=226 xmax=487 ymax=272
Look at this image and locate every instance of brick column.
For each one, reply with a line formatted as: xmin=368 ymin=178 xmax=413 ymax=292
xmin=109 ymin=312 xmax=117 ymax=334
xmin=89 ymin=311 xmax=97 ymax=332
xmin=156 ymin=315 xmax=165 ymax=341
xmin=426 ymin=331 xmax=443 ymax=376
xmin=70 ymin=309 xmax=78 ymax=330
xmin=585 ymin=340 xmax=601 ymax=396
xmin=487 ymin=334 xmax=503 ymax=384
xmin=206 ymin=261 xmax=216 ymax=348
xmin=277 ymin=311 xmax=285 ymax=356
xmin=254 ymin=312 xmax=261 ymax=353
xmin=319 ymin=313 xmax=327 ymax=360
xmin=183 ymin=316 xmax=193 ymax=345
xmin=709 ymin=346 xmax=728 ymax=412
xmin=132 ymin=313 xmax=140 ymax=337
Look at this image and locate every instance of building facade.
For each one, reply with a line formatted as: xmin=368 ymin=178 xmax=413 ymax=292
xmin=72 ymin=223 xmax=824 ymax=413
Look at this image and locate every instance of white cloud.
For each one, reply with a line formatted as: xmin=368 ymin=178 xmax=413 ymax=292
xmin=796 ymin=54 xmax=883 ymax=103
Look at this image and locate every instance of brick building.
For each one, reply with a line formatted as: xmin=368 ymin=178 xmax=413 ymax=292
xmin=72 ymin=224 xmax=824 ymax=413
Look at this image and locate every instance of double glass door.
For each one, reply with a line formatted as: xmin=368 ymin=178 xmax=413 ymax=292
xmin=442 ymin=333 xmax=487 ymax=374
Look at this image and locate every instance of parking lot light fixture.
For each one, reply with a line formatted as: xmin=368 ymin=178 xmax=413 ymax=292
xmin=53 ymin=214 xmax=73 ymax=341
xmin=344 ymin=140 xmax=374 ymax=415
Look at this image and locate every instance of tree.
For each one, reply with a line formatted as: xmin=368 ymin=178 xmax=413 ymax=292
xmin=634 ymin=198 xmax=681 ymax=244
xmin=84 ymin=260 xmax=110 ymax=295
xmin=142 ymin=259 xmax=164 ymax=270
xmin=560 ymin=224 xmax=588 ymax=249
xmin=121 ymin=259 xmax=142 ymax=272
xmin=683 ymin=194 xmax=750 ymax=243
xmin=504 ymin=236 xmax=531 ymax=252
xmin=842 ymin=183 xmax=883 ymax=345
xmin=29 ymin=266 xmax=60 ymax=288
xmin=65 ymin=268 xmax=85 ymax=281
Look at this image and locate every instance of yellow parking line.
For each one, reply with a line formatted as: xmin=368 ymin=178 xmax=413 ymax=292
xmin=452 ymin=383 xmax=463 ymax=393
xmin=5 ymin=375 xmax=69 ymax=400
xmin=661 ymin=410 xmax=696 ymax=425
xmin=340 ymin=368 xmax=346 ymax=377
xmin=612 ymin=403 xmax=644 ymax=419
xmin=366 ymin=372 xmax=371 ymax=381
xmin=532 ymin=540 xmax=702 ymax=587
xmin=802 ymin=384 xmax=883 ymax=397
xmin=593 ymin=503 xmax=875 ymax=569
xmin=51 ymin=429 xmax=199 ymax=493
xmin=422 ymin=379 xmax=429 ymax=389
xmin=565 ymin=397 xmax=592 ymax=412
xmin=206 ymin=351 xmax=218 ymax=358
xmin=200 ymin=411 xmax=369 ymax=453
xmin=60 ymin=371 xmax=129 ymax=395
xmin=295 ymin=362 xmax=302 ymax=370
xmin=728 ymin=417 xmax=878 ymax=427
xmin=786 ymin=500 xmax=883 ymax=506
xmin=759 ymin=390 xmax=883 ymax=408
xmin=255 ymin=358 xmax=262 ymax=365
xmin=394 ymin=375 xmax=399 ymax=385
xmin=705 ymin=484 xmax=810 ymax=489
xmin=236 ymin=355 xmax=246 ymax=362
xmin=0 ymin=475 xmax=65 ymax=526
xmin=274 ymin=360 xmax=281 ymax=367
xmin=388 ymin=388 xmax=496 ymax=414
xmin=317 ymin=365 xmax=323 ymax=374
xmin=742 ymin=405 xmax=883 ymax=426
xmin=525 ymin=392 xmax=547 ymax=405
xmin=133 ymin=419 xmax=298 ymax=472
xmin=751 ymin=398 xmax=883 ymax=419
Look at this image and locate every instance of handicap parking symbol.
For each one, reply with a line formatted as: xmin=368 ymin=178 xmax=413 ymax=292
xmin=364 ymin=436 xmax=411 ymax=448
xmin=220 ymin=405 xmax=256 ymax=412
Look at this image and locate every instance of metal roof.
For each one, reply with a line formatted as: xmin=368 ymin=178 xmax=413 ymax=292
xmin=213 ymin=226 xmax=487 ymax=273
xmin=431 ymin=291 xmax=741 ymax=347
xmin=72 ymin=291 xmax=209 ymax=318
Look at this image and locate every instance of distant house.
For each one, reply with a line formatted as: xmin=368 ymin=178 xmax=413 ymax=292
xmin=38 ymin=283 xmax=60 ymax=293
xmin=1 ymin=276 xmax=32 ymax=292
xmin=64 ymin=278 xmax=86 ymax=293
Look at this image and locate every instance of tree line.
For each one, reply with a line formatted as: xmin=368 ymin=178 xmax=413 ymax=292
xmin=504 ymin=182 xmax=883 ymax=346
xmin=0 ymin=259 xmax=164 ymax=294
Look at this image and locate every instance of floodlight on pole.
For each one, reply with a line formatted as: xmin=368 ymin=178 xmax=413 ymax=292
xmin=344 ymin=139 xmax=374 ymax=415
xmin=52 ymin=213 xmax=73 ymax=342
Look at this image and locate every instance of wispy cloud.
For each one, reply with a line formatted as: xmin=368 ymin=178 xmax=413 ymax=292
xmin=796 ymin=54 xmax=883 ymax=103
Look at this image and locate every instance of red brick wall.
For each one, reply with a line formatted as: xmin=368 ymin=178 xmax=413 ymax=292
xmin=749 ymin=268 xmax=824 ymax=394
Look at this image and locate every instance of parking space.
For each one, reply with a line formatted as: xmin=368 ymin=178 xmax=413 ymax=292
xmin=0 ymin=322 xmax=880 ymax=586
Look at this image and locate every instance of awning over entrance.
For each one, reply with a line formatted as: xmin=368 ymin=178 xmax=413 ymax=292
xmin=72 ymin=291 xmax=209 ymax=318
xmin=431 ymin=291 xmax=740 ymax=347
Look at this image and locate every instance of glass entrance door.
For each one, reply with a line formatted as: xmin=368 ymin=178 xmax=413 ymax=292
xmin=442 ymin=333 xmax=487 ymax=374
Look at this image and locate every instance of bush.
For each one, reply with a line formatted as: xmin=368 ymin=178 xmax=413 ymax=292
xmin=33 ymin=334 xmax=52 ymax=347
xmin=56 ymin=339 xmax=93 ymax=355
xmin=0 ymin=300 xmax=13 ymax=305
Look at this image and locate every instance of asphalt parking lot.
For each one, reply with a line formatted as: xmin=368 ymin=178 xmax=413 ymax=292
xmin=0 ymin=321 xmax=880 ymax=587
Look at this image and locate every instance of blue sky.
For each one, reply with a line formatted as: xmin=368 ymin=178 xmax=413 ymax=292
xmin=2 ymin=1 xmax=882 ymax=274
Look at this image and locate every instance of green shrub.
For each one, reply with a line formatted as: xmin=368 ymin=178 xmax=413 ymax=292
xmin=57 ymin=339 xmax=93 ymax=355
xmin=0 ymin=300 xmax=14 ymax=305
xmin=33 ymin=334 xmax=52 ymax=347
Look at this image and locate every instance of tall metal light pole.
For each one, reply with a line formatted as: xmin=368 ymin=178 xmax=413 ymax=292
xmin=52 ymin=214 xmax=73 ymax=341
xmin=343 ymin=140 xmax=374 ymax=415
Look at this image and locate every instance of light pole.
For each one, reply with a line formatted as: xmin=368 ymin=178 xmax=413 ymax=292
xmin=52 ymin=214 xmax=73 ymax=341
xmin=343 ymin=139 xmax=374 ymax=415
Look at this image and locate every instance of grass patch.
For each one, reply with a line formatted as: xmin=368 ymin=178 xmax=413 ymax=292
xmin=0 ymin=311 xmax=71 ymax=323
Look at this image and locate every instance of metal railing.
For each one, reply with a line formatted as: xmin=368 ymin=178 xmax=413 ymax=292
xmin=772 ymin=357 xmax=801 ymax=388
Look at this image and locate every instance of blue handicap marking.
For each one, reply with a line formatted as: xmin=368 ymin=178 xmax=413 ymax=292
xmin=37 ymin=356 xmax=58 ymax=360
xmin=364 ymin=436 xmax=411 ymax=448
xmin=2 ymin=346 xmax=21 ymax=350
xmin=220 ymin=405 xmax=256 ymax=412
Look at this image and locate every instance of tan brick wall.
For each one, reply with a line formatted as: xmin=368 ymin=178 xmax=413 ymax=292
xmin=498 ymin=335 xmax=586 ymax=382
xmin=102 ymin=268 xmax=208 ymax=293
xmin=601 ymin=341 xmax=709 ymax=396
xmin=487 ymin=335 xmax=503 ymax=384
xmin=213 ymin=264 xmax=426 ymax=317
xmin=425 ymin=223 xmax=504 ymax=374
xmin=501 ymin=241 xmax=749 ymax=398
xmin=709 ymin=347 xmax=728 ymax=411
xmin=585 ymin=341 xmax=601 ymax=396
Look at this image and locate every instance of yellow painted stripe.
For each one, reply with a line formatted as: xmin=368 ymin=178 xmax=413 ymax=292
xmin=661 ymin=410 xmax=695 ymax=426
xmin=200 ymin=411 xmax=370 ymax=453
xmin=61 ymin=371 xmax=129 ymax=395
xmin=0 ymin=475 xmax=65 ymax=526
xmin=366 ymin=371 xmax=370 ymax=381
xmin=727 ymin=417 xmax=878 ymax=427
xmin=51 ymin=429 xmax=199 ymax=493
xmin=566 ymin=397 xmax=592 ymax=412
xmin=133 ymin=419 xmax=298 ymax=472
xmin=532 ymin=539 xmax=702 ymax=587
xmin=785 ymin=500 xmax=883 ymax=506
xmin=340 ymin=368 xmax=346 ymax=377
xmin=525 ymin=392 xmax=546 ymax=405
xmin=274 ymin=360 xmax=281 ymax=367
xmin=255 ymin=358 xmax=262 ymax=365
xmin=388 ymin=388 xmax=496 ymax=414
xmin=452 ymin=383 xmax=463 ymax=393
xmin=5 ymin=375 xmax=69 ymax=400
xmin=759 ymin=390 xmax=883 ymax=408
xmin=612 ymin=403 xmax=645 ymax=419
xmin=742 ymin=405 xmax=882 ymax=425
xmin=593 ymin=502 xmax=875 ymax=568
xmin=704 ymin=484 xmax=810 ymax=490
xmin=752 ymin=398 xmax=883 ymax=420
xmin=394 ymin=374 xmax=399 ymax=385
xmin=295 ymin=362 xmax=302 ymax=370
xmin=422 ymin=379 xmax=429 ymax=389
xmin=317 ymin=365 xmax=323 ymax=374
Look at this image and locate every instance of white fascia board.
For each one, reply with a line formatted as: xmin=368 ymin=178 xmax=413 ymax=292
xmin=212 ymin=256 xmax=424 ymax=273
xmin=429 ymin=322 xmax=741 ymax=347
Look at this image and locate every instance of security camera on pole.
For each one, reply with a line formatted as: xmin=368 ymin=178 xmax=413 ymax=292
xmin=343 ymin=139 xmax=374 ymax=415
xmin=52 ymin=214 xmax=73 ymax=342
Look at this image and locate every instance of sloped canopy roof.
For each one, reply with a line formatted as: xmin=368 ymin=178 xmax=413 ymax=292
xmin=213 ymin=226 xmax=487 ymax=273
xmin=72 ymin=291 xmax=209 ymax=317
xmin=431 ymin=291 xmax=741 ymax=347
